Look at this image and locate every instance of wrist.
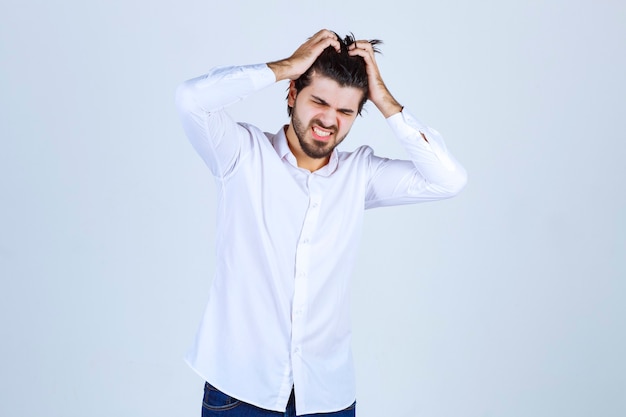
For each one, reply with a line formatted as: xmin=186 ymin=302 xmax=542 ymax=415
xmin=267 ymin=60 xmax=292 ymax=82
xmin=374 ymin=94 xmax=403 ymax=118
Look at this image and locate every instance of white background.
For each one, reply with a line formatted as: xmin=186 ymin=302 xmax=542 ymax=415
xmin=1 ymin=0 xmax=624 ymax=416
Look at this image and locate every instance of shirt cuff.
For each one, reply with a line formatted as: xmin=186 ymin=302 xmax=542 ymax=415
xmin=254 ymin=64 xmax=278 ymax=89
xmin=201 ymin=63 xmax=276 ymax=91
xmin=386 ymin=109 xmax=431 ymax=140
xmin=386 ymin=108 xmax=452 ymax=155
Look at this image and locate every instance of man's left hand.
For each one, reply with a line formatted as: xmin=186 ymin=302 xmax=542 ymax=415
xmin=348 ymin=40 xmax=403 ymax=118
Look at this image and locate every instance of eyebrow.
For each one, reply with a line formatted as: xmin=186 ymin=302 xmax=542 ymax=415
xmin=311 ymin=95 xmax=355 ymax=115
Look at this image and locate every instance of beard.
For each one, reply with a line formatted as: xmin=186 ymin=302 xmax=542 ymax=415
xmin=291 ymin=105 xmax=348 ymax=160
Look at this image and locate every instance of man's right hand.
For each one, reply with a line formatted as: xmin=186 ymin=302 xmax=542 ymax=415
xmin=267 ymin=29 xmax=340 ymax=81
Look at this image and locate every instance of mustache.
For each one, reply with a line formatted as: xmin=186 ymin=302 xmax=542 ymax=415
xmin=311 ymin=119 xmax=337 ymax=133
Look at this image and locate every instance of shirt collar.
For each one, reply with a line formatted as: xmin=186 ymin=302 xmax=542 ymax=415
xmin=272 ymin=126 xmax=339 ymax=177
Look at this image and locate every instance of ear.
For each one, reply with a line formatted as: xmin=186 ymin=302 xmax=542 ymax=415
xmin=287 ymin=80 xmax=298 ymax=108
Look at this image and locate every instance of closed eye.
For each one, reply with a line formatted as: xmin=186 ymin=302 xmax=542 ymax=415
xmin=311 ymin=97 xmax=328 ymax=106
xmin=311 ymin=95 xmax=355 ymax=116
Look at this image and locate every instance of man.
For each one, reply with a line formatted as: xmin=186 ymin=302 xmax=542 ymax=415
xmin=176 ymin=29 xmax=467 ymax=417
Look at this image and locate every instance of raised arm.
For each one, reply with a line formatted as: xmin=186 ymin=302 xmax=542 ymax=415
xmin=175 ymin=64 xmax=275 ymax=177
xmin=176 ymin=30 xmax=340 ymax=177
xmin=346 ymin=38 xmax=467 ymax=207
xmin=364 ymin=111 xmax=468 ymax=209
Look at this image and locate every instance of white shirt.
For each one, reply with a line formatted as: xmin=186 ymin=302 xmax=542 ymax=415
xmin=175 ymin=64 xmax=467 ymax=415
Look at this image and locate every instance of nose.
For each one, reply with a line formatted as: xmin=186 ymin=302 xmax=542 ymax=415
xmin=317 ymin=108 xmax=337 ymax=129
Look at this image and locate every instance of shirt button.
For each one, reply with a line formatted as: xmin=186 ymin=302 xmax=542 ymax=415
xmin=302 ymin=238 xmax=310 ymax=244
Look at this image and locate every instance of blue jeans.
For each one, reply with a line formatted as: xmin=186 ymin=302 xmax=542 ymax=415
xmin=201 ymin=382 xmax=356 ymax=417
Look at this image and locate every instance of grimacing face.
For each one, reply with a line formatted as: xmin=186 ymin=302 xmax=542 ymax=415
xmin=287 ymin=73 xmax=364 ymax=161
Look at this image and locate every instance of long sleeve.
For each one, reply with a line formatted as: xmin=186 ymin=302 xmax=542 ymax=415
xmin=364 ymin=109 xmax=467 ymax=209
xmin=177 ymin=62 xmax=468 ymax=415
xmin=175 ymin=64 xmax=276 ymax=177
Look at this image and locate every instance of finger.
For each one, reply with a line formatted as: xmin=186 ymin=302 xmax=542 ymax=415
xmin=310 ymin=29 xmax=340 ymax=51
xmin=348 ymin=45 xmax=374 ymax=60
xmin=321 ymin=33 xmax=341 ymax=52
xmin=296 ymin=32 xmax=339 ymax=60
xmin=311 ymin=28 xmax=337 ymax=40
xmin=350 ymin=40 xmax=375 ymax=52
xmin=322 ymin=37 xmax=341 ymax=52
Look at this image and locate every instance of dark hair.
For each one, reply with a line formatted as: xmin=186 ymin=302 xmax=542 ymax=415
xmin=287 ymin=33 xmax=382 ymax=116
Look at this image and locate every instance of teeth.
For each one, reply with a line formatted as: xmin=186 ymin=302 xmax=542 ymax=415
xmin=313 ymin=127 xmax=331 ymax=137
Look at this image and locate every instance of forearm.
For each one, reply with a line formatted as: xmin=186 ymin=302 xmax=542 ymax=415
xmin=266 ymin=60 xmax=293 ymax=82
xmin=175 ymin=64 xmax=276 ymax=114
xmin=372 ymin=88 xmax=403 ymax=119
xmin=175 ymin=64 xmax=275 ymax=177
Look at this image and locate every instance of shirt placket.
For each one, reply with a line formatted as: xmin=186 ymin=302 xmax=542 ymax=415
xmin=290 ymin=173 xmax=322 ymax=396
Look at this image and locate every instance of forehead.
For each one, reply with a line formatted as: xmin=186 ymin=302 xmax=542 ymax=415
xmin=301 ymin=73 xmax=364 ymax=110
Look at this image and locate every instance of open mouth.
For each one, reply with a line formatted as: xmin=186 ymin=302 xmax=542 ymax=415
xmin=311 ymin=126 xmax=333 ymax=141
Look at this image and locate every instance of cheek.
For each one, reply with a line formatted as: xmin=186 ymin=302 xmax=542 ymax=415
xmin=297 ymin=105 xmax=314 ymax=121
xmin=338 ymin=117 xmax=355 ymax=132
